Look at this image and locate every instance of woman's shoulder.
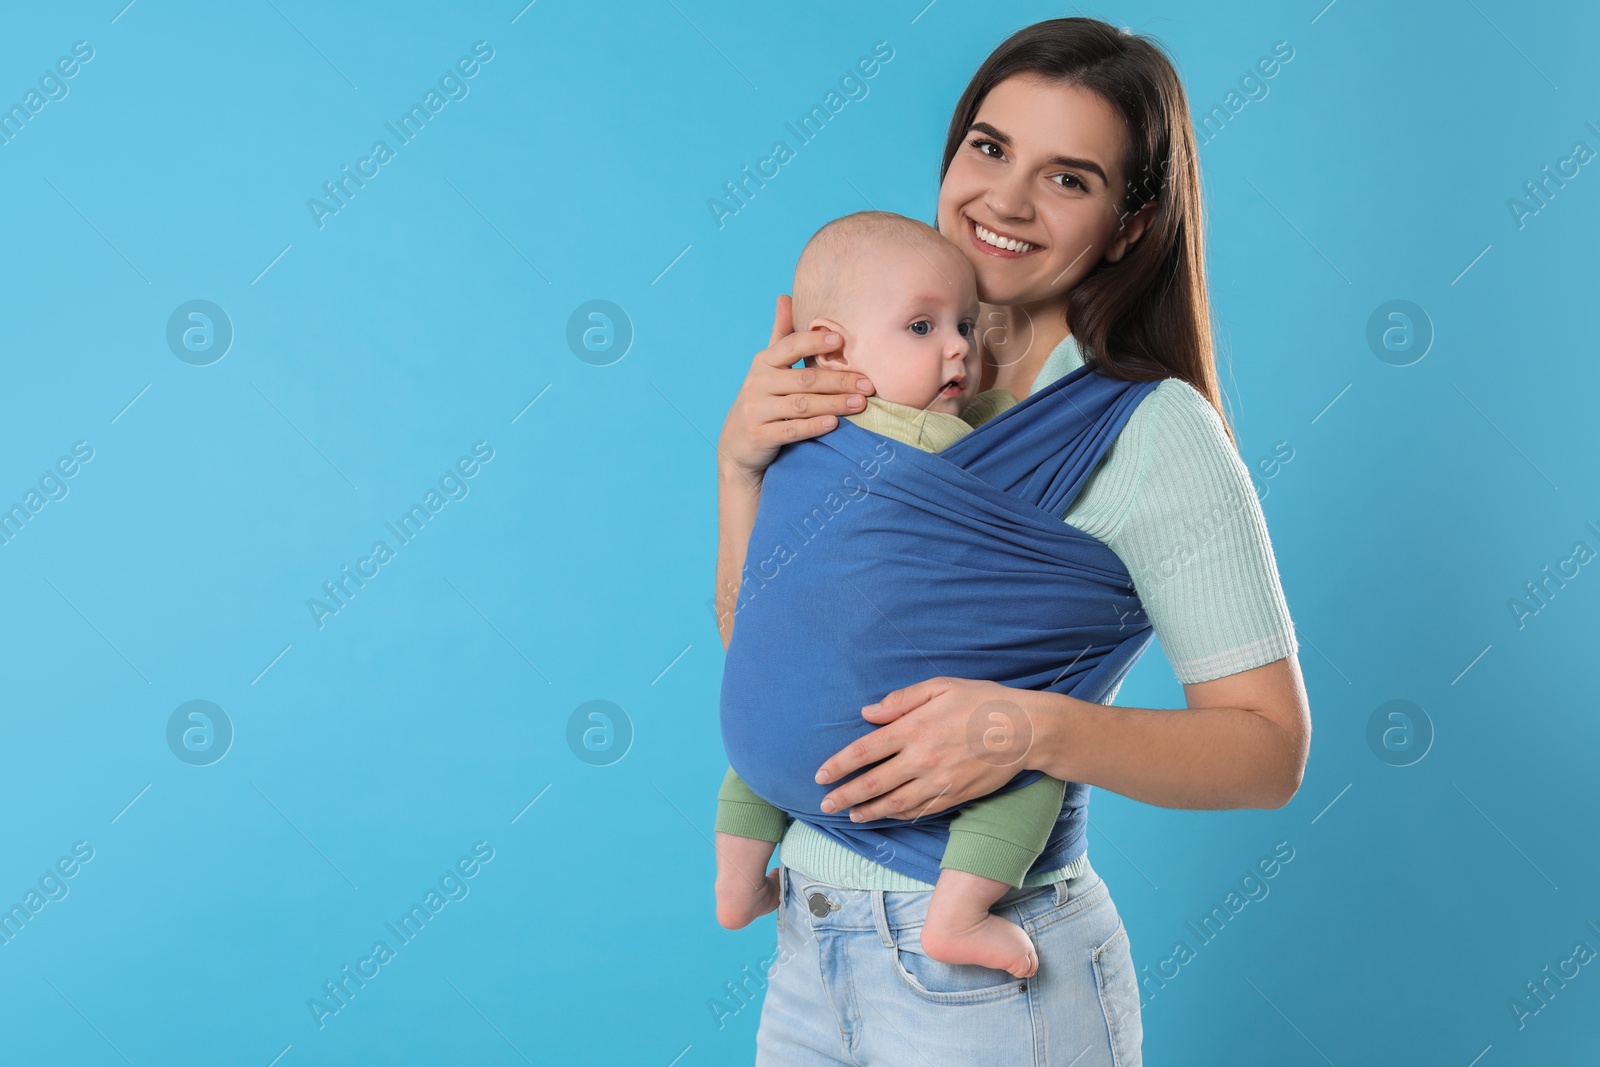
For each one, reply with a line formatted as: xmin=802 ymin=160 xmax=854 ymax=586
xmin=1124 ymin=377 xmax=1244 ymax=497
xmin=1128 ymin=376 xmax=1231 ymax=446
xmin=1068 ymin=377 xmax=1233 ymax=542
xmin=1087 ymin=377 xmax=1297 ymax=684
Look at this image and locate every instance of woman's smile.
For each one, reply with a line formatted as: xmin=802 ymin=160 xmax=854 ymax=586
xmin=966 ymin=216 xmax=1043 ymax=257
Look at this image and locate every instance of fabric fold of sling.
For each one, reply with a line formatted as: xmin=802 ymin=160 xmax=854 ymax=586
xmin=721 ymin=364 xmax=1162 ymax=885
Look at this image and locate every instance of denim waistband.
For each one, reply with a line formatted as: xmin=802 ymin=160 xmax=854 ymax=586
xmin=779 ymin=859 xmax=1095 ymax=944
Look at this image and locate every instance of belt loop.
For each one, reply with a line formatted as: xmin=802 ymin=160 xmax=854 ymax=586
xmin=870 ymin=889 xmax=894 ymax=948
xmin=1054 ymin=876 xmax=1070 ymax=906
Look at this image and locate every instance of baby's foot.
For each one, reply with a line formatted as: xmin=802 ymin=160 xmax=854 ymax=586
xmin=920 ymin=906 xmax=1039 ymax=978
xmin=715 ymin=868 xmax=781 ymax=930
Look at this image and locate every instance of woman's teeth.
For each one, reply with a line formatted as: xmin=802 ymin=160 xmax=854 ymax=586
xmin=974 ymin=222 xmax=1037 ymax=253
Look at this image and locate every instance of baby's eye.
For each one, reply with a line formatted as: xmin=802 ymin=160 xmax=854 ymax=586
xmin=958 ymin=322 xmax=974 ymax=337
xmin=909 ymin=321 xmax=932 ymax=336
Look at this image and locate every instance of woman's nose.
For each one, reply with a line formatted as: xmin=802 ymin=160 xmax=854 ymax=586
xmin=984 ymin=169 xmax=1034 ymax=221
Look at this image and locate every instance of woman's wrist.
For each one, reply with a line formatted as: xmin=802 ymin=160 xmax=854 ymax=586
xmin=718 ymin=454 xmax=763 ymax=489
xmin=1019 ymin=688 xmax=1082 ymax=781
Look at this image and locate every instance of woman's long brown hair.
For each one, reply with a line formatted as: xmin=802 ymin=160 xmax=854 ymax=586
xmin=941 ymin=18 xmax=1232 ymax=444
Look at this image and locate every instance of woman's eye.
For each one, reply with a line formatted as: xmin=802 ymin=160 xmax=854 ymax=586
xmin=969 ymin=137 xmax=1003 ymax=159
xmin=909 ymin=321 xmax=932 ymax=335
xmin=1054 ymin=173 xmax=1085 ymax=190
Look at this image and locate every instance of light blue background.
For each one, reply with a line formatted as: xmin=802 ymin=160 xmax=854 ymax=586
xmin=1 ymin=1 xmax=1596 ymax=1063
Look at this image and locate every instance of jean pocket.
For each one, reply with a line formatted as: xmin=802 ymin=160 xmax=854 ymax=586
xmin=1091 ymin=920 xmax=1143 ymax=1066
xmin=890 ymin=930 xmax=1029 ymax=1005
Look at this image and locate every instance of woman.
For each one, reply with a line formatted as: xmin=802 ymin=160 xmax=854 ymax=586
xmin=715 ymin=18 xmax=1311 ymax=1064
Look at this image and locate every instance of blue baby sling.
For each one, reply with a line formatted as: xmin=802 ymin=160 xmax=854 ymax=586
xmin=720 ymin=364 xmax=1162 ymax=885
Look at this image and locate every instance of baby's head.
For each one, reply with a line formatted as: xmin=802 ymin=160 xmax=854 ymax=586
xmin=792 ymin=211 xmax=981 ymax=416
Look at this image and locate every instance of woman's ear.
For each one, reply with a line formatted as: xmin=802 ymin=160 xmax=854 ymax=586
xmin=806 ymin=319 xmax=849 ymax=369
xmin=1105 ymin=201 xmax=1158 ymax=264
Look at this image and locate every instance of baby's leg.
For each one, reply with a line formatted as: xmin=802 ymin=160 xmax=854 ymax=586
xmin=919 ymin=775 xmax=1068 ymax=977
xmin=713 ymin=768 xmax=789 ymax=929
xmin=714 ymin=831 xmax=783 ymax=929
xmin=922 ymin=868 xmax=1039 ymax=977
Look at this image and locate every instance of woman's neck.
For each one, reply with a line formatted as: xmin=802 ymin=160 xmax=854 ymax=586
xmin=981 ymin=300 xmax=1071 ymax=399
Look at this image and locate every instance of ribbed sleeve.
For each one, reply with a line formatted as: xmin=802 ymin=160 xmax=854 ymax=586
xmin=714 ymin=766 xmax=789 ymax=843
xmin=1062 ymin=380 xmax=1298 ymax=683
xmin=940 ymin=775 xmax=1067 ymax=887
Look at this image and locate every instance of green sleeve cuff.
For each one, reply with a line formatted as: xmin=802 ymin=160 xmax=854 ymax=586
xmin=940 ymin=775 xmax=1067 ymax=887
xmin=715 ymin=766 xmax=789 ymax=843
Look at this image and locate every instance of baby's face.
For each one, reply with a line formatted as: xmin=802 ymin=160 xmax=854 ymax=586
xmin=826 ymin=241 xmax=981 ymax=416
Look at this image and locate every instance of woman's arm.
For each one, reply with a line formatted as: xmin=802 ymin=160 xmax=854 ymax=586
xmin=812 ymin=657 xmax=1309 ymax=820
xmin=1046 ymin=656 xmax=1309 ymax=809
xmin=714 ymin=295 xmax=874 ymax=647
xmin=714 ymin=464 xmax=763 ymax=648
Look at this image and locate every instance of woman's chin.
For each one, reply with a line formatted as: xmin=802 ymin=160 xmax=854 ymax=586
xmin=971 ymin=275 xmax=1037 ymax=310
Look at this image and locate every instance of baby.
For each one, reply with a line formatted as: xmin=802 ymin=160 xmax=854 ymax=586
xmin=715 ymin=210 xmax=1068 ymax=978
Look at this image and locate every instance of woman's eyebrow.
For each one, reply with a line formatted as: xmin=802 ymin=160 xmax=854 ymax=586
xmin=969 ymin=120 xmax=1013 ymax=145
xmin=968 ymin=121 xmax=1108 ymax=185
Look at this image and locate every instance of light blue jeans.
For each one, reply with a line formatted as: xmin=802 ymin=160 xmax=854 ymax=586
xmin=755 ymin=858 xmax=1142 ymax=1065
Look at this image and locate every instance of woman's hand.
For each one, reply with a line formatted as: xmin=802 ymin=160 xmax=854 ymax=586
xmin=714 ymin=296 xmax=876 ymax=645
xmin=716 ymin=295 xmax=876 ymax=481
xmin=814 ymin=677 xmax=1062 ymax=823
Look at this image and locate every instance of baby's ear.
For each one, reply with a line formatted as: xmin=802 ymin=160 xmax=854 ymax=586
xmin=806 ymin=319 xmax=848 ymax=369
